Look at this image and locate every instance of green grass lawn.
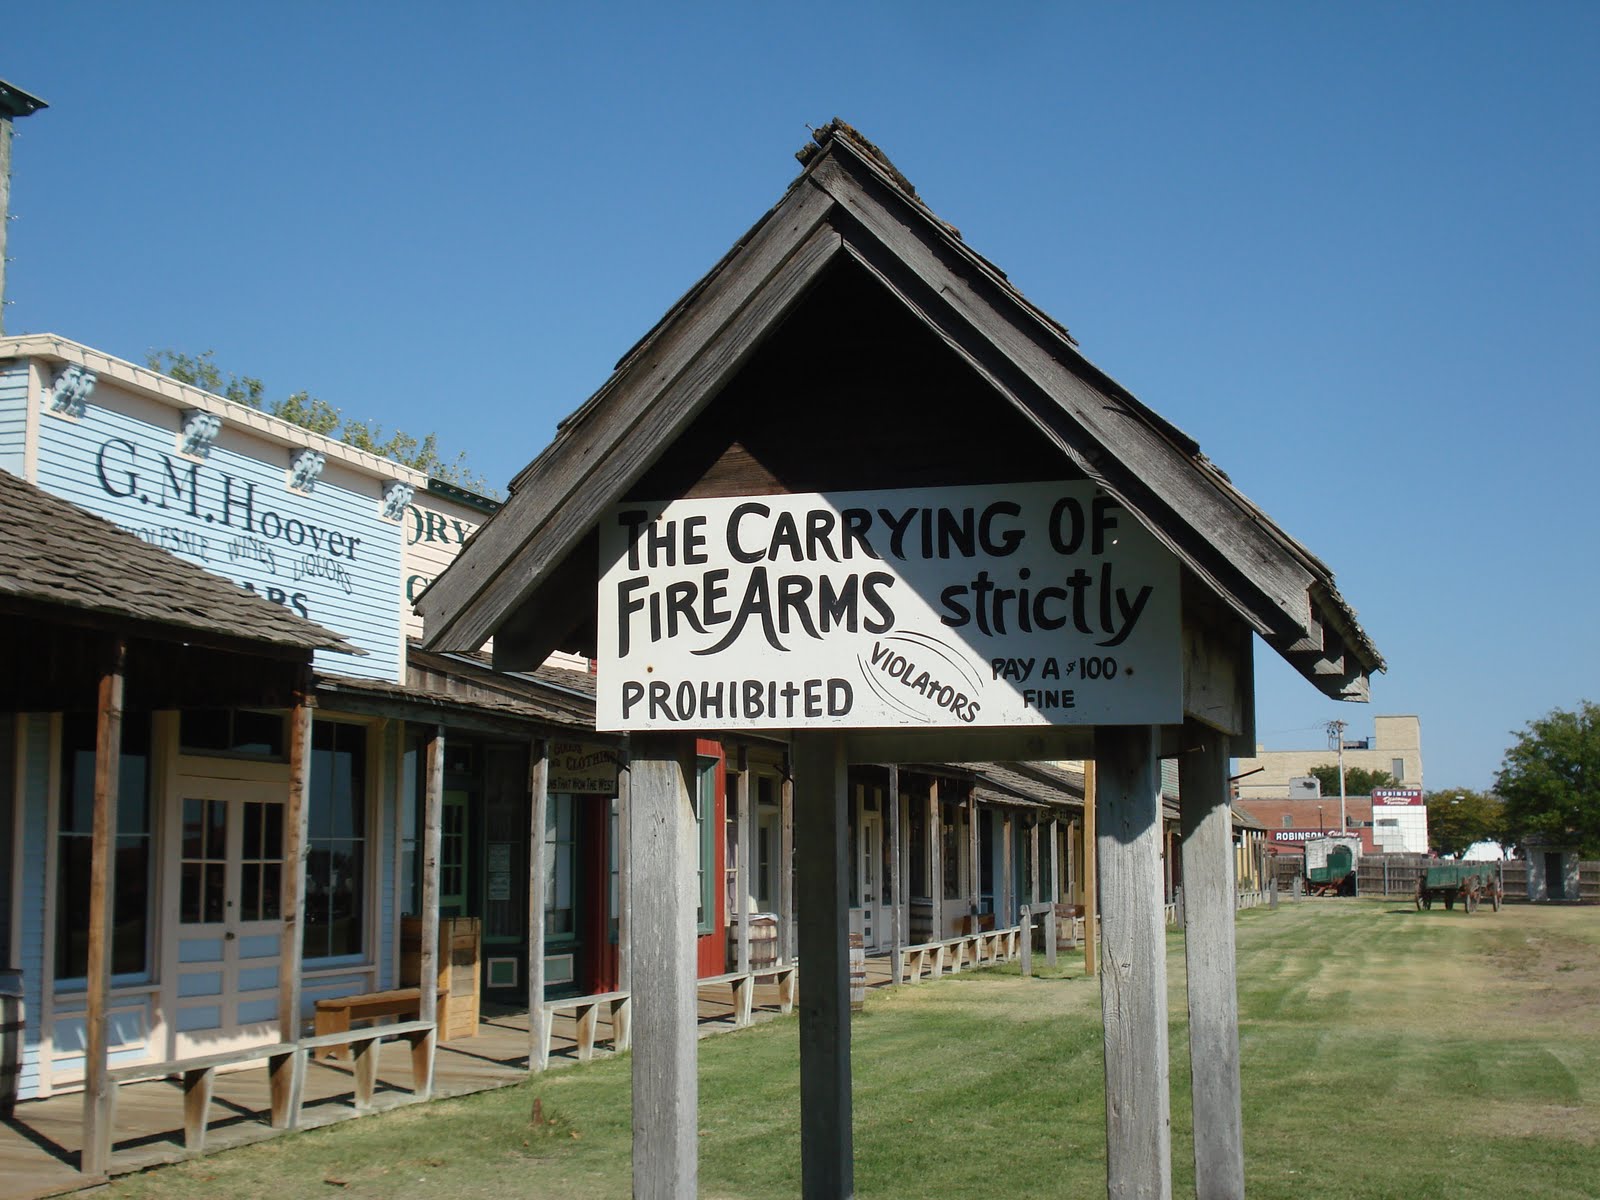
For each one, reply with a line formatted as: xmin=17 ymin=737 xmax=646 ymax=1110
xmin=107 ymin=901 xmax=1600 ymax=1199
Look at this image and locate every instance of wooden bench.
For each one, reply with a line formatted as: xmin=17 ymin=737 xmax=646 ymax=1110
xmin=539 ymin=990 xmax=631 ymax=1067
xmin=756 ymin=964 xmax=798 ymax=1015
xmin=313 ymin=987 xmax=421 ymax=1059
xmin=98 ymin=1041 xmax=301 ymax=1160
xmin=300 ymin=1019 xmax=436 ymax=1110
xmin=698 ymin=964 xmax=797 ymax=1028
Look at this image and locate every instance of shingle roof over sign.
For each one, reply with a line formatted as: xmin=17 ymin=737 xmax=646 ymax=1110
xmin=0 ymin=468 xmax=356 ymax=655
xmin=420 ymin=121 xmax=1382 ymax=702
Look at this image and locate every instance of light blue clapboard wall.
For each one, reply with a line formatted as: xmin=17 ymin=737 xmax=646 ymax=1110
xmin=33 ymin=388 xmax=404 ymax=682
xmin=0 ymin=362 xmax=27 ymax=475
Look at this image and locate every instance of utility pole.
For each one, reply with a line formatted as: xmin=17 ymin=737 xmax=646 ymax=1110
xmin=1326 ymin=720 xmax=1348 ymax=835
xmin=0 ymin=78 xmax=50 ymax=336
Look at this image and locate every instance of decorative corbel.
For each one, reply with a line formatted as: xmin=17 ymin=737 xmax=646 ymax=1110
xmin=288 ymin=448 xmax=327 ymax=493
xmin=381 ymin=479 xmax=415 ymax=521
xmin=47 ymin=364 xmax=96 ymax=418
xmin=179 ymin=409 xmax=224 ymax=458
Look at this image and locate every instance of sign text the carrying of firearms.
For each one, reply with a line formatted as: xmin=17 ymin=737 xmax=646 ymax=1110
xmin=597 ymin=481 xmax=1179 ymax=731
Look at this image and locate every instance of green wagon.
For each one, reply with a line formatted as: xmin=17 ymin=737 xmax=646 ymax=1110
xmin=1415 ymin=862 xmax=1503 ymax=913
xmin=1305 ymin=845 xmax=1356 ymax=896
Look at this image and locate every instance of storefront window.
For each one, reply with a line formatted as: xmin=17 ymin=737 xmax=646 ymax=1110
xmin=304 ymin=721 xmax=366 ymax=960
xmin=56 ymin=713 xmax=153 ymax=983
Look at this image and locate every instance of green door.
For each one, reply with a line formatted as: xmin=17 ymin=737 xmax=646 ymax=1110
xmin=440 ymin=791 xmax=469 ymax=917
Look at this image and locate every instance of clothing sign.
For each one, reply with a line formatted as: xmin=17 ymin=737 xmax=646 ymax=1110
xmin=596 ymin=481 xmax=1180 ymax=731
xmin=549 ymin=741 xmax=620 ymax=793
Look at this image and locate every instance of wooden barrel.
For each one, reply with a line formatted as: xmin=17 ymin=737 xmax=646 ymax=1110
xmin=750 ymin=914 xmax=779 ymax=968
xmin=849 ymin=933 xmax=866 ymax=1011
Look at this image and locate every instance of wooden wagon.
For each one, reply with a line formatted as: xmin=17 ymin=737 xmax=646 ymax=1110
xmin=1304 ymin=845 xmax=1356 ymax=897
xmin=1415 ymin=862 xmax=1503 ymax=913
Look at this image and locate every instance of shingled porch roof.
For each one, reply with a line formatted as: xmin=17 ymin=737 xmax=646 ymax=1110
xmin=0 ymin=466 xmax=356 ymax=657
xmin=418 ymin=122 xmax=1382 ymax=702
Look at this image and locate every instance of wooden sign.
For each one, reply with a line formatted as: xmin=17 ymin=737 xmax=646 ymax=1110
xmin=597 ymin=481 xmax=1180 ymax=731
xmin=549 ymin=740 xmax=621 ymax=793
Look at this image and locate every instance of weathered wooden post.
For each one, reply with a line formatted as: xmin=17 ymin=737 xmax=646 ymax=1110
xmin=781 ymin=754 xmax=796 ymax=965
xmin=1046 ymin=816 xmax=1060 ymax=968
xmin=629 ymin=735 xmax=699 ymax=1199
xmin=795 ymin=732 xmax=852 ymax=1198
xmin=615 ymin=741 xmax=632 ymax=1050
xmin=1084 ymin=763 xmax=1099 ymax=977
xmin=968 ymin=787 xmax=981 ymax=928
xmin=415 ymin=726 xmax=445 ymax=1097
xmin=736 ymin=745 xmax=752 ymax=975
xmin=528 ymin=738 xmax=550 ymax=1071
xmin=1095 ymin=726 xmax=1171 ymax=1199
xmin=927 ymin=782 xmax=942 ymax=940
xmin=1179 ymin=721 xmax=1245 ymax=1200
xmin=888 ymin=764 xmax=903 ymax=985
xmin=272 ymin=667 xmax=313 ymax=1129
xmin=1001 ymin=812 xmax=1013 ymax=929
xmin=81 ymin=638 xmax=124 ymax=1178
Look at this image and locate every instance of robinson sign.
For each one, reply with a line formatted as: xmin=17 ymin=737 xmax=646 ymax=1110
xmin=597 ymin=481 xmax=1180 ymax=731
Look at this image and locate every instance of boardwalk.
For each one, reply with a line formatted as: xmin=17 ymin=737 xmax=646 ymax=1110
xmin=1 ymin=966 xmax=895 ymax=1200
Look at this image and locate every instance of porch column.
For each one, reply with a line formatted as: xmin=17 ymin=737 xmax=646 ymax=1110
xmin=1046 ymin=816 xmax=1060 ymax=968
xmin=967 ymin=787 xmax=980 ymax=924
xmin=794 ymin=732 xmax=852 ymax=1200
xmin=415 ymin=725 xmax=444 ymax=1097
xmin=780 ymin=754 xmax=795 ymax=964
xmin=1029 ymin=815 xmax=1041 ymax=970
xmin=271 ymin=668 xmax=313 ymax=1129
xmin=1001 ymin=811 xmax=1013 ymax=927
xmin=528 ymin=738 xmax=550 ymax=1071
xmin=736 ymin=746 xmax=752 ymax=975
xmin=887 ymin=765 xmax=903 ymax=985
xmin=80 ymin=638 xmax=124 ymax=1178
xmin=1095 ymin=726 xmax=1172 ymax=1200
xmin=1083 ymin=763 xmax=1099 ymax=977
xmin=616 ymin=743 xmax=632 ymax=1049
xmin=1030 ymin=816 xmax=1041 ymax=910
xmin=1165 ymin=826 xmax=1176 ymax=908
xmin=926 ymin=781 xmax=942 ymax=939
xmin=1178 ymin=723 xmax=1246 ymax=1200
xmin=629 ymin=735 xmax=699 ymax=1199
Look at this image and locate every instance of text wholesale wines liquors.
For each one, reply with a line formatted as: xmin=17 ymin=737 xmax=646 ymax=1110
xmin=596 ymin=480 xmax=1181 ymax=731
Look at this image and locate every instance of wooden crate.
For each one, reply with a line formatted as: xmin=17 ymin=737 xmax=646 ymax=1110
xmin=400 ymin=916 xmax=481 ymax=1040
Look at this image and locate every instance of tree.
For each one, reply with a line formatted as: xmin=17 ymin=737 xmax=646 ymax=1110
xmin=1495 ymin=700 xmax=1600 ymax=856
xmin=146 ymin=349 xmax=496 ymax=495
xmin=1305 ymin=764 xmax=1396 ymax=797
xmin=1425 ymin=789 xmax=1504 ymax=857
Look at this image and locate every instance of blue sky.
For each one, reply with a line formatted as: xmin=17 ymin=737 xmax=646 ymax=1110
xmin=5 ymin=2 xmax=1596 ymax=790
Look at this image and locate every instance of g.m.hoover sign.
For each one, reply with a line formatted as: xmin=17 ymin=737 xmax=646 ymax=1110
xmin=597 ymin=480 xmax=1180 ymax=731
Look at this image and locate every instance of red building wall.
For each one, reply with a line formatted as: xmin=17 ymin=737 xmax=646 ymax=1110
xmin=697 ymin=738 xmax=728 ymax=978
